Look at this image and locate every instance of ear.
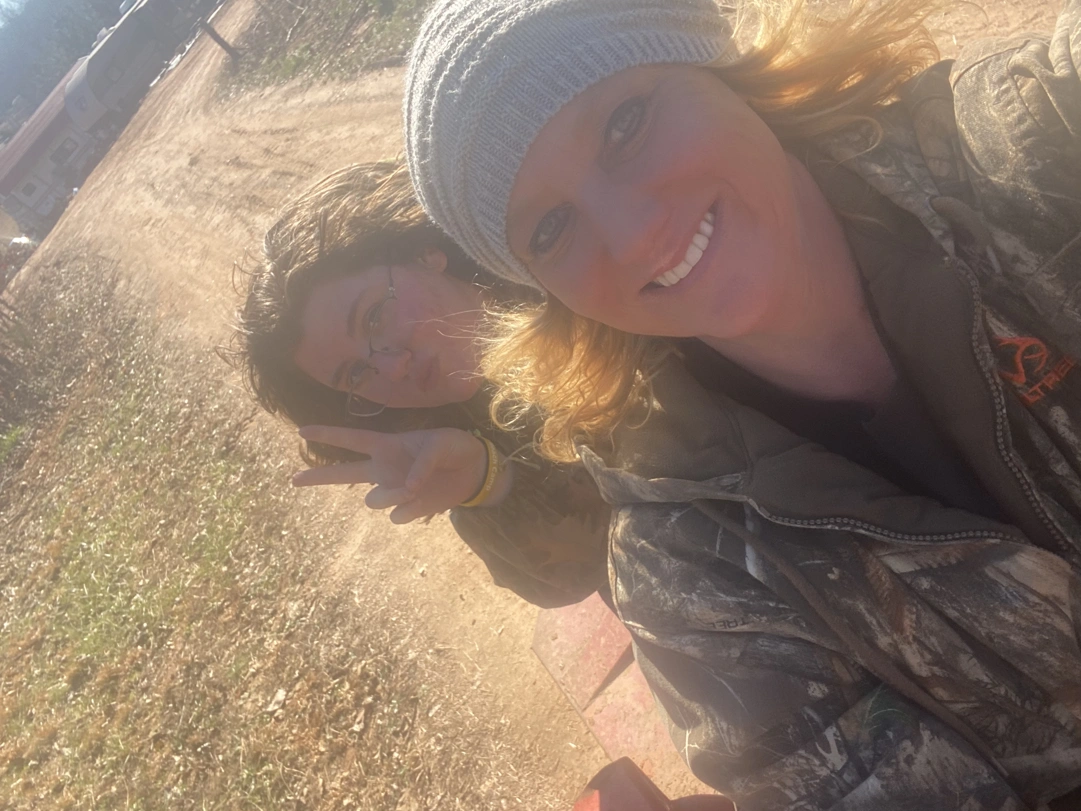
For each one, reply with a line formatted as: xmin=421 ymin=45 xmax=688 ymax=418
xmin=417 ymin=247 xmax=448 ymax=273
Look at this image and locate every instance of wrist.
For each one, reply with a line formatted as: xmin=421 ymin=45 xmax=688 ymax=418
xmin=483 ymin=452 xmax=514 ymax=507
xmin=460 ymin=436 xmax=500 ymax=508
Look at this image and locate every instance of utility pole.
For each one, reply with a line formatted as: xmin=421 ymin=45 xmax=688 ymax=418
xmin=197 ymin=20 xmax=241 ymax=64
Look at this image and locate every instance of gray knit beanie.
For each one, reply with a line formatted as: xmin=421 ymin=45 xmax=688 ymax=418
xmin=404 ymin=0 xmax=732 ymax=287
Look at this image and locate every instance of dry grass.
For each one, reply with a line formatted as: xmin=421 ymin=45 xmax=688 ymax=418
xmin=227 ymin=0 xmax=431 ymax=90
xmin=0 ymin=257 xmax=564 ymax=810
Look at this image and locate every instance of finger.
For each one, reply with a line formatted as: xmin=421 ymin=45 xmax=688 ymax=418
xmin=365 ymin=485 xmax=417 ymax=511
xmin=389 ymin=502 xmax=442 ymax=525
xmin=292 ymin=461 xmax=375 ymax=487
xmin=298 ymin=425 xmax=391 ymax=455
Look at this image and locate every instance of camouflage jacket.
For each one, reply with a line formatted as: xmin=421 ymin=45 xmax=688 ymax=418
xmin=583 ymin=4 xmax=1081 ymax=809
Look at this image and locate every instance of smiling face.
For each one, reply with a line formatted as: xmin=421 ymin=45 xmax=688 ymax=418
xmin=506 ymin=64 xmax=809 ymax=341
xmin=292 ymin=250 xmax=487 ymax=410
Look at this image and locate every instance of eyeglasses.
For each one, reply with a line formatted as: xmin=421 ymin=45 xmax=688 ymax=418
xmin=345 ymin=266 xmax=399 ymax=418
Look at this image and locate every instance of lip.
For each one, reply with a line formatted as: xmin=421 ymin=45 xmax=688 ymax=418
xmin=643 ymin=201 xmax=720 ymax=293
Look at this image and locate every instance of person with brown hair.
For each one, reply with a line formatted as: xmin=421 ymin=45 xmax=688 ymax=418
xmin=398 ymin=0 xmax=1081 ymax=806
xmin=225 ymin=161 xmax=609 ymax=609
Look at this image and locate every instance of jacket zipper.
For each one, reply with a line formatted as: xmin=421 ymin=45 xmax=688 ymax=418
xmin=950 ymin=254 xmax=1075 ymax=559
xmin=685 ymin=485 xmax=1022 ymax=544
xmin=733 ymin=256 xmax=1072 ymax=553
xmin=745 ymin=498 xmax=1020 ymax=544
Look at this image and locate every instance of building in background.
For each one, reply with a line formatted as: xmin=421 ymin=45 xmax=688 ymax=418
xmin=0 ymin=60 xmax=96 ymax=238
xmin=66 ymin=0 xmax=213 ymax=131
xmin=0 ymin=209 xmax=22 ymax=242
xmin=0 ymin=0 xmax=219 ymax=237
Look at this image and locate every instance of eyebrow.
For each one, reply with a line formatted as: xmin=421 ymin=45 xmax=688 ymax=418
xmin=329 ymin=290 xmax=368 ymax=389
xmin=346 ymin=289 xmax=366 ymax=339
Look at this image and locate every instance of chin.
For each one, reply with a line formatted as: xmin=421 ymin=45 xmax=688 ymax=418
xmin=697 ymin=275 xmax=778 ymax=341
xmin=432 ymin=385 xmax=479 ymax=407
xmin=454 ymin=382 xmax=483 ymax=403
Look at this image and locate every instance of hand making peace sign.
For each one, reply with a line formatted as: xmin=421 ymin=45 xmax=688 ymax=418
xmin=293 ymin=426 xmax=511 ymax=524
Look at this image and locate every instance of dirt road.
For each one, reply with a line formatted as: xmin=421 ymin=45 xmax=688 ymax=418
xmin=49 ymin=0 xmax=407 ymax=337
xmin=22 ymin=0 xmax=1064 ymax=801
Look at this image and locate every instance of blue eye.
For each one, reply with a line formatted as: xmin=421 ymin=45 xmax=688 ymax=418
xmin=529 ymin=204 xmax=572 ymax=256
xmin=605 ymin=96 xmax=646 ymax=151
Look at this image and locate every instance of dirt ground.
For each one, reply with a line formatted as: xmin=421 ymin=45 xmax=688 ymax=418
xmin=30 ymin=0 xmax=615 ymax=801
xmin=17 ymin=0 xmax=1064 ymax=801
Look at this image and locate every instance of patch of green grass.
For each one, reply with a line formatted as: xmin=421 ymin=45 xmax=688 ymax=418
xmin=0 ymin=423 xmax=26 ymax=464
xmin=0 ymin=256 xmax=567 ymax=810
xmin=228 ymin=0 xmax=433 ymax=92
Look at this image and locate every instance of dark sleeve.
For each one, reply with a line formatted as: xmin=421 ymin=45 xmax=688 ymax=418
xmin=611 ymin=505 xmax=1035 ymax=811
xmin=952 ymin=0 xmax=1081 ymax=354
xmin=632 ymin=636 xmax=1028 ymax=811
xmin=448 ymin=458 xmax=610 ymax=609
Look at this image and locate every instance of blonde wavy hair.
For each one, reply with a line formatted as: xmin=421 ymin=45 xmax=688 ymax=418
xmin=483 ymin=0 xmax=942 ymax=462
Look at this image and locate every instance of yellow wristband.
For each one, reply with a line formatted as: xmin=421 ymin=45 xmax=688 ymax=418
xmin=460 ymin=437 xmax=500 ymax=508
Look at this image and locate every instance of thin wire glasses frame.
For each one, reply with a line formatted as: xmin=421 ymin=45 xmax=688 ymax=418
xmin=345 ymin=266 xmax=398 ymax=418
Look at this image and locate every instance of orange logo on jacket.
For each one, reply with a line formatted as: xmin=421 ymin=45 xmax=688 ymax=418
xmin=995 ymin=336 xmax=1076 ymax=405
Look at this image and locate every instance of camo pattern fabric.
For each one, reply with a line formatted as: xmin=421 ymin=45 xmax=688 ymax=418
xmin=586 ymin=3 xmax=1081 ymax=808
xmin=588 ymin=363 xmax=1081 ymax=810
xmin=816 ymin=8 xmax=1081 ymax=562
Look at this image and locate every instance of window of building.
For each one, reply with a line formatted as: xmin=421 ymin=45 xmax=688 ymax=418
xmin=51 ymin=137 xmax=78 ymax=166
xmin=21 ymin=181 xmax=37 ymax=198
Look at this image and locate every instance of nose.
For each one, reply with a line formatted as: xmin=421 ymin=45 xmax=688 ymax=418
xmin=370 ymin=348 xmax=412 ymax=384
xmin=583 ymin=181 xmax=667 ymax=269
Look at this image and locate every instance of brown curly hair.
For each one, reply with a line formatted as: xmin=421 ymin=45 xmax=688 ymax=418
xmin=221 ymin=160 xmax=524 ymax=464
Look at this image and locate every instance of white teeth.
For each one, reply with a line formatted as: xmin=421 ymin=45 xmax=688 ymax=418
xmin=653 ymin=209 xmax=716 ymax=288
xmin=655 ymin=262 xmax=692 ymax=287
xmin=657 ymin=268 xmax=681 ymax=286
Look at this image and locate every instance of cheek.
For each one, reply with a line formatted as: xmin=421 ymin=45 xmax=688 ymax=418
xmin=535 ymin=243 xmax=623 ymax=323
xmin=391 ymin=294 xmax=432 ymax=344
xmin=403 ymin=291 xmax=472 ymax=366
xmin=678 ymin=83 xmax=782 ymax=177
xmin=292 ymin=337 xmax=332 ymax=390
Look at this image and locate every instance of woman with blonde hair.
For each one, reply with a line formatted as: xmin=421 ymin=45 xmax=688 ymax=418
xmin=391 ymin=0 xmax=1081 ymax=805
